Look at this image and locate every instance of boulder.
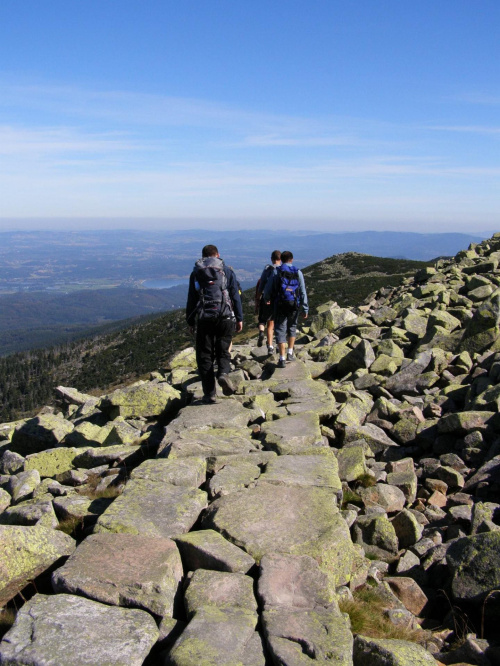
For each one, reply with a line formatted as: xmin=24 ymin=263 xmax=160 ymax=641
xmin=94 ymin=478 xmax=208 ymax=538
xmin=130 ymin=457 xmax=206 ymax=487
xmin=446 ymin=532 xmax=500 ymax=603
xmin=10 ymin=414 xmax=74 ymax=455
xmin=0 ymin=593 xmax=158 ymax=666
xmin=353 ymin=636 xmax=436 ymax=665
xmin=173 ymin=529 xmax=256 ymax=574
xmin=0 ymin=525 xmax=75 ymax=605
xmin=184 ymin=569 xmax=257 ymax=618
xmin=24 ymin=447 xmax=80 ymax=478
xmin=261 ymin=411 xmax=325 ymax=455
xmin=52 ymin=533 xmax=183 ymax=618
xmin=99 ymin=380 xmax=181 ymax=419
xmin=260 ymin=454 xmax=342 ymax=493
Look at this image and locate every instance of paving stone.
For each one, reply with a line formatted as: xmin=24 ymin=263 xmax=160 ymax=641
xmin=184 ymin=568 xmax=257 ymax=618
xmin=174 ymin=529 xmax=256 ymax=574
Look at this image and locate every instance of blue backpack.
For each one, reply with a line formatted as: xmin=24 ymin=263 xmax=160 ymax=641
xmin=276 ymin=265 xmax=300 ymax=313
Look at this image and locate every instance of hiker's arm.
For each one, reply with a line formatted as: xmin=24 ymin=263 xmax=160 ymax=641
xmin=262 ymin=274 xmax=274 ymax=304
xmin=227 ymin=269 xmax=243 ymax=323
xmin=186 ymin=273 xmax=199 ymax=328
xmin=299 ymin=271 xmax=309 ymax=317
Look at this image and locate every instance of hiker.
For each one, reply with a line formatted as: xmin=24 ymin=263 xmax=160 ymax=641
xmin=263 ymin=250 xmax=308 ymax=369
xmin=255 ymin=250 xmax=281 ymax=354
xmin=186 ymin=244 xmax=243 ymax=404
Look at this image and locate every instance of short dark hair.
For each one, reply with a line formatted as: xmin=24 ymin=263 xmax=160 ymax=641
xmin=202 ymin=244 xmax=219 ymax=257
xmin=271 ymin=250 xmax=281 ymax=262
xmin=281 ymin=250 xmax=293 ymax=263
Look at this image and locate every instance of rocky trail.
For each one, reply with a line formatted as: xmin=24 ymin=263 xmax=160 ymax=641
xmin=2 ymin=235 xmax=500 ymax=664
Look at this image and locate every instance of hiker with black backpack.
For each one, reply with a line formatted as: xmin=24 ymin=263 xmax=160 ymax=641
xmin=186 ymin=244 xmax=243 ymax=404
xmin=255 ymin=250 xmax=281 ymax=354
xmin=263 ymin=250 xmax=308 ymax=369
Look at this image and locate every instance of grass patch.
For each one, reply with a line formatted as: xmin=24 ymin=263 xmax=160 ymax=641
xmin=56 ymin=515 xmax=85 ymax=536
xmin=78 ymin=485 xmax=123 ymax=500
xmin=342 ymin=488 xmax=362 ymax=509
xmin=339 ymin=587 xmax=427 ymax=643
xmin=355 ymin=473 xmax=377 ymax=489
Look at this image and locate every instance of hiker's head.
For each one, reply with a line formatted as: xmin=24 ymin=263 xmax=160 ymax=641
xmin=271 ymin=250 xmax=281 ymax=265
xmin=281 ymin=251 xmax=293 ymax=264
xmin=202 ymin=244 xmax=219 ymax=258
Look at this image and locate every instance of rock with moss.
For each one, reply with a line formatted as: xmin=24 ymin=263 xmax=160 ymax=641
xmin=0 ymin=450 xmax=25 ymax=474
xmin=351 ymin=513 xmax=399 ymax=562
xmin=263 ymin=607 xmax=353 ymax=665
xmin=343 ymin=423 xmax=397 ymax=455
xmin=167 ymin=400 xmax=253 ymax=433
xmin=261 ymin=411 xmax=326 ymax=455
xmin=7 ymin=469 xmax=40 ymax=503
xmin=385 ymin=470 xmax=417 ymax=504
xmin=0 ymin=593 xmax=158 ymax=666
xmin=131 ymin=457 xmax=206 ymax=487
xmin=203 ymin=483 xmax=355 ymax=590
xmin=208 ymin=460 xmax=261 ymax=499
xmin=260 ymin=454 xmax=342 ymax=494
xmin=167 ymin=606 xmax=258 ymax=666
xmin=53 ymin=495 xmax=113 ymax=526
xmin=310 ymin=303 xmax=358 ymax=335
xmin=391 ymin=509 xmax=423 ymax=549
xmin=184 ymin=569 xmax=257 ymax=618
xmin=0 ymin=499 xmax=58 ymax=529
xmin=337 ymin=446 xmax=368 ymax=483
xmin=168 ymin=346 xmax=196 ymax=369
xmin=0 ymin=525 xmax=75 ymax=605
xmin=9 ymin=414 xmax=75 ymax=456
xmin=52 ymin=533 xmax=183 ymax=618
xmin=23 ymin=447 xmax=80 ymax=478
xmin=94 ymin=478 xmax=208 ymax=538
xmin=160 ymin=427 xmax=261 ymax=459
xmin=64 ymin=421 xmax=111 ymax=448
xmin=174 ymin=529 xmax=256 ymax=574
xmin=99 ymin=380 xmax=181 ymax=420
xmin=73 ymin=444 xmax=142 ymax=468
xmin=353 ymin=636 xmax=435 ymax=665
xmin=0 ymin=488 xmax=11 ymax=513
xmin=446 ymin=531 xmax=500 ymax=603
xmin=460 ymin=288 xmax=500 ymax=353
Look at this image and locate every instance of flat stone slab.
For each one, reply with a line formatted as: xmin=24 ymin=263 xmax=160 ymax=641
xmin=261 ymin=411 xmax=326 ymax=455
xmin=258 ymin=553 xmax=337 ymax=611
xmin=73 ymin=445 xmax=142 ymax=468
xmin=10 ymin=414 xmax=74 ymax=455
xmin=0 ymin=593 xmax=158 ymax=666
xmin=24 ymin=447 xmax=80 ymax=478
xmin=446 ymin=532 xmax=500 ymax=603
xmin=353 ymin=635 xmax=435 ymax=665
xmin=174 ymin=529 xmax=256 ymax=574
xmin=263 ymin=607 xmax=353 ymax=666
xmin=99 ymin=380 xmax=180 ymax=419
xmin=0 ymin=525 xmax=75 ymax=605
xmin=130 ymin=457 xmax=206 ymax=487
xmin=52 ymin=533 xmax=183 ymax=618
xmin=184 ymin=569 xmax=257 ymax=617
xmin=203 ymin=483 xmax=354 ymax=589
xmin=94 ymin=478 xmax=207 ymax=538
xmin=208 ymin=460 xmax=261 ymax=499
xmin=159 ymin=428 xmax=260 ymax=459
xmin=260 ymin=454 xmax=342 ymax=494
xmin=166 ymin=400 xmax=253 ymax=433
xmin=53 ymin=495 xmax=113 ymax=525
xmin=167 ymin=606 xmax=257 ymax=666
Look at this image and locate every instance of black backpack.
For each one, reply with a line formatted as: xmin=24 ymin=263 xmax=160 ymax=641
xmin=276 ymin=265 xmax=300 ymax=313
xmin=194 ymin=257 xmax=235 ymax=321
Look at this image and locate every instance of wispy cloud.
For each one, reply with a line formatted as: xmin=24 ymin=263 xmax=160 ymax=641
xmin=429 ymin=125 xmax=500 ymax=135
xmin=451 ymin=93 xmax=500 ymax=106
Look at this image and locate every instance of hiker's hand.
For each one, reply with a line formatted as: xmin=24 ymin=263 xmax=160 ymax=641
xmin=302 ymin=312 xmax=308 ymax=319
xmin=236 ymin=321 xmax=243 ymax=333
xmin=189 ymin=326 xmax=195 ymax=335
xmin=266 ymin=301 xmax=271 ymax=305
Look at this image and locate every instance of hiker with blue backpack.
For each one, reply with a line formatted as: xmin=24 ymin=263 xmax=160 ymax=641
xmin=186 ymin=244 xmax=243 ymax=404
xmin=255 ymin=250 xmax=281 ymax=354
xmin=263 ymin=250 xmax=308 ymax=369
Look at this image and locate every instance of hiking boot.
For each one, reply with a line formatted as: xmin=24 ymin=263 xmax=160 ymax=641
xmin=287 ymin=351 xmax=294 ymax=362
xmin=277 ymin=358 xmax=286 ymax=369
xmin=201 ymin=394 xmax=217 ymax=405
xmin=218 ymin=374 xmax=235 ymax=396
xmin=267 ymin=345 xmax=274 ymax=355
xmin=257 ymin=331 xmax=265 ymax=347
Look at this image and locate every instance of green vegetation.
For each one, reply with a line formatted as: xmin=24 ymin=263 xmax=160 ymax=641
xmin=0 ymin=252 xmax=432 ymax=422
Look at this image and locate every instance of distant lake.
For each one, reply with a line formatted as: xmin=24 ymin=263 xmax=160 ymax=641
xmin=142 ymin=279 xmax=188 ymax=289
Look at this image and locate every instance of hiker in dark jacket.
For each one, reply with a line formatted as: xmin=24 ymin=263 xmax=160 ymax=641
xmin=263 ymin=250 xmax=308 ymax=369
xmin=255 ymin=250 xmax=281 ymax=354
xmin=186 ymin=244 xmax=243 ymax=403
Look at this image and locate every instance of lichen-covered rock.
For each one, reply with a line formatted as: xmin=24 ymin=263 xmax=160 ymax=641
xmin=353 ymin=635 xmax=435 ymax=665
xmin=203 ymin=483 xmax=355 ymax=590
xmin=7 ymin=469 xmax=40 ymax=502
xmin=446 ymin=532 xmax=500 ymax=603
xmin=131 ymin=457 xmax=206 ymax=487
xmin=73 ymin=444 xmax=142 ymax=468
xmin=24 ymin=447 xmax=80 ymax=478
xmin=184 ymin=569 xmax=257 ymax=618
xmin=94 ymin=478 xmax=208 ymax=538
xmin=160 ymin=427 xmax=259 ymax=459
xmin=391 ymin=509 xmax=423 ymax=548
xmin=99 ymin=380 xmax=181 ymax=419
xmin=174 ymin=529 xmax=256 ymax=574
xmin=263 ymin=607 xmax=353 ymax=666
xmin=261 ymin=411 xmax=325 ymax=455
xmin=10 ymin=414 xmax=74 ymax=455
xmin=0 ymin=525 xmax=75 ymax=605
xmin=0 ymin=450 xmax=25 ymax=474
xmin=0 ymin=593 xmax=158 ymax=666
xmin=0 ymin=499 xmax=58 ymax=529
xmin=167 ymin=606 xmax=257 ymax=666
xmin=0 ymin=488 xmax=11 ymax=513
xmin=358 ymin=484 xmax=406 ymax=513
xmin=351 ymin=513 xmax=399 ymax=562
xmin=260 ymin=453 xmax=342 ymax=493
xmin=337 ymin=445 xmax=368 ymax=482
xmin=208 ymin=460 xmax=261 ymax=499
xmin=52 ymin=533 xmax=183 ymax=618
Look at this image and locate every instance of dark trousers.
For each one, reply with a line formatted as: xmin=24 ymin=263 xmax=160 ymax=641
xmin=196 ymin=317 xmax=235 ymax=397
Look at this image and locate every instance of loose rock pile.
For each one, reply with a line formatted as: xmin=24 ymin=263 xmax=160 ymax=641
xmin=2 ymin=235 xmax=500 ymax=664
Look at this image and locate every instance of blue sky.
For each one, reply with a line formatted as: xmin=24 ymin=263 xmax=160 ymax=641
xmin=0 ymin=1 xmax=499 ymax=232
